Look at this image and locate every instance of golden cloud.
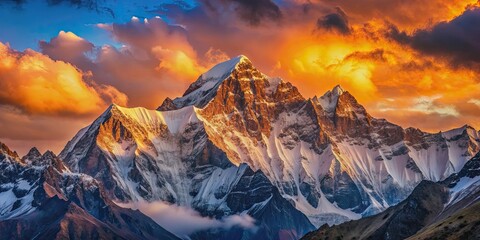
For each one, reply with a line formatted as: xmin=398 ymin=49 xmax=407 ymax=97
xmin=0 ymin=42 xmax=127 ymax=116
xmin=40 ymin=18 xmax=215 ymax=109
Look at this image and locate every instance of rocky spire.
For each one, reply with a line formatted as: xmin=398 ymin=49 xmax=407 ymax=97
xmin=314 ymin=84 xmax=346 ymax=113
xmin=157 ymin=55 xmax=258 ymax=111
xmin=0 ymin=142 xmax=19 ymax=159
xmin=22 ymin=147 xmax=42 ymax=162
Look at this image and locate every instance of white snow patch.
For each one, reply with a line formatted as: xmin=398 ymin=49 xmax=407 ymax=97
xmin=15 ymin=179 xmax=32 ymax=190
xmin=201 ymin=55 xmax=248 ymax=80
xmin=448 ymin=176 xmax=480 ymax=206
xmin=315 ymin=85 xmax=345 ymax=112
xmin=0 ymin=187 xmax=36 ymax=220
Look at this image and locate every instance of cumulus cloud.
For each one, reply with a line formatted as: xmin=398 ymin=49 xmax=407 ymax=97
xmin=39 ymin=18 xmax=209 ymax=109
xmin=104 ymin=16 xmax=194 ymax=54
xmin=200 ymin=0 xmax=282 ymax=26
xmin=388 ymin=6 xmax=480 ymax=67
xmin=316 ymin=7 xmax=350 ymax=34
xmin=39 ymin=31 xmax=95 ymax=69
xmin=117 ymin=201 xmax=257 ymax=238
xmin=0 ymin=42 xmax=126 ymax=116
xmin=409 ymin=96 xmax=459 ymax=117
xmin=468 ymin=99 xmax=480 ymax=107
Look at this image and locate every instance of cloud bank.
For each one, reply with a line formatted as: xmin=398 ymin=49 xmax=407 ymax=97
xmin=40 ymin=18 xmax=210 ymax=109
xmin=0 ymin=42 xmax=126 ymax=116
xmin=118 ymin=201 xmax=257 ymax=239
xmin=388 ymin=6 xmax=480 ymax=67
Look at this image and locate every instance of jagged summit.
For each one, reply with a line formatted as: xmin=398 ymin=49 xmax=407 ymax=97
xmin=0 ymin=142 xmax=177 ymax=240
xmin=185 ymin=55 xmax=253 ymax=96
xmin=0 ymin=141 xmax=19 ymax=159
xmin=332 ymin=84 xmax=345 ymax=95
xmin=312 ymin=84 xmax=347 ymax=113
xmin=22 ymin=147 xmax=42 ymax=161
xmin=198 ymin=55 xmax=250 ymax=82
xmin=159 ymin=55 xmax=352 ymax=114
xmin=55 ymin=55 xmax=480 ymax=237
xmin=158 ymin=55 xmax=262 ymax=111
xmin=42 ymin=150 xmax=56 ymax=159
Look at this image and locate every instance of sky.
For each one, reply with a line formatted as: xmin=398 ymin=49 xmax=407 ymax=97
xmin=0 ymin=0 xmax=479 ymax=155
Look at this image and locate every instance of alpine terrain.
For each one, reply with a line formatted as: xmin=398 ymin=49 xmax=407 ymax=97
xmin=1 ymin=55 xmax=479 ymax=239
xmin=302 ymin=151 xmax=480 ymax=240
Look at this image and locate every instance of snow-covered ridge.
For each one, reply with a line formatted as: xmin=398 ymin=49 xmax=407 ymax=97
xmin=0 ymin=145 xmax=95 ymax=221
xmin=201 ymin=55 xmax=250 ymax=80
xmin=58 ymin=99 xmax=315 ymax=238
xmin=112 ymin=104 xmax=199 ymax=134
xmin=58 ymin=55 xmax=480 ymax=231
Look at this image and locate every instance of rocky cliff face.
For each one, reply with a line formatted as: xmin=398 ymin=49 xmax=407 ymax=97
xmin=0 ymin=142 xmax=178 ymax=240
xmin=59 ymin=55 xmax=480 ymax=232
xmin=302 ymin=152 xmax=480 ymax=240
xmin=155 ymin=55 xmax=480 ymax=226
xmin=2 ymin=55 xmax=479 ymax=239
xmin=302 ymin=181 xmax=450 ymax=240
xmin=59 ymin=103 xmax=314 ymax=239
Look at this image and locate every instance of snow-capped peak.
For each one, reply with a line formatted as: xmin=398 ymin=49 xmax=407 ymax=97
xmin=200 ymin=55 xmax=250 ymax=81
xmin=315 ymin=85 xmax=346 ymax=112
xmin=24 ymin=147 xmax=41 ymax=159
xmin=21 ymin=147 xmax=42 ymax=163
xmin=158 ymin=55 xmax=259 ymax=111
xmin=332 ymin=84 xmax=345 ymax=96
xmin=42 ymin=150 xmax=57 ymax=160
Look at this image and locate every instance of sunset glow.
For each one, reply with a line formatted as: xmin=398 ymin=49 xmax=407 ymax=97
xmin=0 ymin=0 xmax=479 ymax=155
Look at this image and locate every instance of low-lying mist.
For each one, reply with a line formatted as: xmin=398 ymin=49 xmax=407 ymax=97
xmin=117 ymin=200 xmax=258 ymax=239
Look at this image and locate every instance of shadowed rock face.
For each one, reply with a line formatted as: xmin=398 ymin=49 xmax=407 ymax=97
xmin=406 ymin=201 xmax=480 ymax=240
xmin=59 ymin=56 xmax=480 ymax=232
xmin=444 ymin=152 xmax=480 ymax=186
xmin=58 ymin=103 xmax=315 ymax=239
xmin=2 ymin=55 xmax=480 ymax=239
xmin=0 ymin=143 xmax=179 ymax=240
xmin=159 ymin=56 xmax=479 ymax=224
xmin=302 ymin=181 xmax=450 ymax=240
xmin=302 ymin=152 xmax=480 ymax=240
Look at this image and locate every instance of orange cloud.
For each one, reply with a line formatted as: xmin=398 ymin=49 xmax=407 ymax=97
xmin=306 ymin=0 xmax=480 ymax=31
xmin=40 ymin=18 xmax=215 ymax=109
xmin=0 ymin=42 xmax=126 ymax=116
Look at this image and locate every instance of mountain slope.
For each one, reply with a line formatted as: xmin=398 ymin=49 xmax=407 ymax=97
xmin=61 ymin=55 xmax=480 ymax=232
xmin=406 ymin=201 xmax=480 ymax=240
xmin=301 ymin=181 xmax=449 ymax=240
xmin=301 ymin=152 xmax=480 ymax=240
xmin=158 ymin=55 xmax=479 ymax=225
xmin=0 ymin=142 xmax=178 ymax=240
xmin=60 ymin=104 xmax=314 ymax=239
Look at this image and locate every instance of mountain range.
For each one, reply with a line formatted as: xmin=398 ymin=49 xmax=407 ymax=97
xmin=0 ymin=55 xmax=479 ymax=239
